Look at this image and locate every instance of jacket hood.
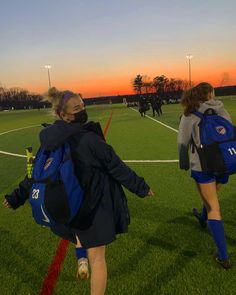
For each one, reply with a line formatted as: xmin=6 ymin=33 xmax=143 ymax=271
xmin=39 ymin=120 xmax=85 ymax=150
xmin=198 ymin=99 xmax=224 ymax=114
xmin=39 ymin=120 xmax=105 ymax=150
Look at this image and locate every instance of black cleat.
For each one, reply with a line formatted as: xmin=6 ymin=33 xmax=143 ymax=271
xmin=213 ymin=253 xmax=232 ymax=270
xmin=192 ymin=208 xmax=207 ymax=228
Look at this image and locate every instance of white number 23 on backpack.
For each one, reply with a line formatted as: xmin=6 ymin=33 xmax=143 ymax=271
xmin=32 ymin=189 xmax=40 ymax=199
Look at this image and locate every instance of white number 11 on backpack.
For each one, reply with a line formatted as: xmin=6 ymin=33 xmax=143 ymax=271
xmin=228 ymin=148 xmax=236 ymax=156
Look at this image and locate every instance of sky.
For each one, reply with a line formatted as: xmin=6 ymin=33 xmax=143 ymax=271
xmin=0 ymin=0 xmax=236 ymax=97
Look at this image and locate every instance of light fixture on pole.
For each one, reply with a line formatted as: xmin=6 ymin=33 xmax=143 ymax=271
xmin=44 ymin=64 xmax=52 ymax=88
xmin=186 ymin=54 xmax=193 ymax=87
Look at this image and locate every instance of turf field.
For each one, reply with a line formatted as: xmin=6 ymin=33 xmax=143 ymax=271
xmin=0 ymin=97 xmax=236 ymax=295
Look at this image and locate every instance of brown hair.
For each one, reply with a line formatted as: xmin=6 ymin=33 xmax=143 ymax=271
xmin=44 ymin=87 xmax=79 ymax=116
xmin=181 ymin=82 xmax=214 ymax=116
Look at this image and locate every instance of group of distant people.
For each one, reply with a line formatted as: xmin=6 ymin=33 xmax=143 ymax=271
xmin=138 ymin=95 xmax=163 ymax=117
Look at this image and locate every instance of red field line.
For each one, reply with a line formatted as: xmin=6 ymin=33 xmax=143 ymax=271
xmin=40 ymin=111 xmax=114 ymax=295
xmin=103 ymin=110 xmax=114 ymax=137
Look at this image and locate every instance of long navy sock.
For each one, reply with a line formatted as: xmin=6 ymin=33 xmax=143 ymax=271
xmin=208 ymin=219 xmax=228 ymax=260
xmin=76 ymin=247 xmax=87 ymax=260
xmin=200 ymin=206 xmax=207 ymax=222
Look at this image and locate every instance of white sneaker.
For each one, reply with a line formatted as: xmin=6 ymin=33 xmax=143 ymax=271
xmin=77 ymin=258 xmax=89 ymax=280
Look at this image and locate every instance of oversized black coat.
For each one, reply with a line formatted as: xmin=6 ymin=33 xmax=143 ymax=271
xmin=6 ymin=120 xmax=150 ymax=248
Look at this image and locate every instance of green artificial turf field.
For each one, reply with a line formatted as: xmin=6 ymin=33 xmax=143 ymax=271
xmin=0 ymin=97 xmax=236 ymax=295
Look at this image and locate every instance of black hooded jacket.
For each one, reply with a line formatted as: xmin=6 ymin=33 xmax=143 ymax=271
xmin=6 ymin=120 xmax=150 ymax=233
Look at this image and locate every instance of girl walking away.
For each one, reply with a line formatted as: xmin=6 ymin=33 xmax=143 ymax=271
xmin=3 ymin=87 xmax=154 ymax=295
xmin=178 ymin=82 xmax=232 ymax=269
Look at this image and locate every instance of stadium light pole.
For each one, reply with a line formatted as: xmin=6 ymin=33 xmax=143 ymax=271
xmin=44 ymin=64 xmax=52 ymax=88
xmin=186 ymin=54 xmax=193 ymax=87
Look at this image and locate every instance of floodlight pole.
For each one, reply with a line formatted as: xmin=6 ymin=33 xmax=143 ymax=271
xmin=44 ymin=64 xmax=52 ymax=88
xmin=186 ymin=55 xmax=193 ymax=87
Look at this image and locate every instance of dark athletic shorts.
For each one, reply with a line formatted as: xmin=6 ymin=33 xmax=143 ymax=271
xmin=191 ymin=170 xmax=229 ymax=184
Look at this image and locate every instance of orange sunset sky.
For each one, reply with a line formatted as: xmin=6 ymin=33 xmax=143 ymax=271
xmin=1 ymin=0 xmax=236 ymax=98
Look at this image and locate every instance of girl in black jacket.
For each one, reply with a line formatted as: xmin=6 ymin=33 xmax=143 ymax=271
xmin=4 ymin=87 xmax=153 ymax=295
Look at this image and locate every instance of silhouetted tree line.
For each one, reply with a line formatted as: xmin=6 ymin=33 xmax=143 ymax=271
xmin=132 ymin=74 xmax=189 ymax=95
xmin=84 ymin=82 xmax=236 ymax=105
xmin=0 ymin=83 xmax=235 ymax=110
xmin=0 ymin=87 xmax=50 ymax=110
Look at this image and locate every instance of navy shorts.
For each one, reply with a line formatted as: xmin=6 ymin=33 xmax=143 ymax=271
xmin=191 ymin=170 xmax=229 ymax=184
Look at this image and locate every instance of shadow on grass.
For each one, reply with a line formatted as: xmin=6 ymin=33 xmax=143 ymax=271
xmin=110 ymin=222 xmax=197 ymax=281
xmin=109 ymin=206 xmax=235 ymax=293
xmin=135 ymin=249 xmax=196 ymax=295
xmin=167 ymin=213 xmax=236 ymax=246
xmin=167 ymin=214 xmax=201 ymax=229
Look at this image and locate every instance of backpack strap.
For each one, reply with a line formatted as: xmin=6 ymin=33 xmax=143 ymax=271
xmin=192 ymin=108 xmax=217 ymax=118
xmin=191 ymin=135 xmax=197 ymax=153
xmin=191 ymin=111 xmax=203 ymax=153
xmin=203 ymin=108 xmax=217 ymax=115
xmin=192 ymin=111 xmax=203 ymax=119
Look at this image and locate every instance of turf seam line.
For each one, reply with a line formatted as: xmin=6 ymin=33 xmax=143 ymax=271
xmin=130 ymin=108 xmax=178 ymax=133
xmin=39 ymin=110 xmax=114 ymax=295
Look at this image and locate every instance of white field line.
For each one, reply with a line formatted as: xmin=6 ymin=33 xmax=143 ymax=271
xmin=124 ymin=160 xmax=178 ymax=163
xmin=130 ymin=108 xmax=178 ymax=133
xmin=0 ymin=125 xmax=41 ymax=158
xmin=0 ymin=124 xmax=40 ymax=136
xmin=0 ymin=150 xmax=178 ymax=163
xmin=0 ymin=118 xmax=179 ymax=163
xmin=0 ymin=150 xmax=27 ymax=158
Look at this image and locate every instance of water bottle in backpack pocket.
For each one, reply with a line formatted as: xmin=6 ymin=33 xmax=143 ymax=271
xmin=29 ymin=143 xmax=84 ymax=227
xmin=192 ymin=109 xmax=236 ymax=175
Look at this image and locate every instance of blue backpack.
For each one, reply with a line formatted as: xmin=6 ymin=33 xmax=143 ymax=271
xmin=193 ymin=109 xmax=236 ymax=175
xmin=29 ymin=143 xmax=84 ymax=227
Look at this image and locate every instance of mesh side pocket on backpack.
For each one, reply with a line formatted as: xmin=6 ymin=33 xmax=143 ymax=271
xmin=197 ymin=143 xmax=226 ymax=174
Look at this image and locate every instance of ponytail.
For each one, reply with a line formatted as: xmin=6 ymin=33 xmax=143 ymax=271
xmin=181 ymin=82 xmax=214 ymax=116
xmin=44 ymin=87 xmax=77 ymax=116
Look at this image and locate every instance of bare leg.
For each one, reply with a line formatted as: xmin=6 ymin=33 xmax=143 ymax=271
xmin=88 ymin=246 xmax=107 ymax=295
xmin=196 ymin=182 xmax=221 ymax=219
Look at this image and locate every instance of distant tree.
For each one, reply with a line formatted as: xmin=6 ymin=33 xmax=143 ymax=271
xmin=153 ymin=75 xmax=169 ymax=93
xmin=166 ymin=78 xmax=189 ymax=92
xmin=166 ymin=78 xmax=176 ymax=92
xmin=133 ymin=73 xmax=190 ymax=96
xmin=132 ymin=74 xmax=143 ymax=94
xmin=0 ymin=86 xmax=44 ymax=110
xmin=142 ymin=75 xmax=153 ymax=94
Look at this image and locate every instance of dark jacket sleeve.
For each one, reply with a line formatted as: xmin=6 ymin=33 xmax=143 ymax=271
xmin=88 ymin=134 xmax=150 ymax=197
xmin=5 ymin=175 xmax=32 ymax=209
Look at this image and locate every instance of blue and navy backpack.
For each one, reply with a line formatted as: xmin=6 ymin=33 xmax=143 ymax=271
xmin=29 ymin=143 xmax=84 ymax=227
xmin=193 ymin=108 xmax=236 ymax=175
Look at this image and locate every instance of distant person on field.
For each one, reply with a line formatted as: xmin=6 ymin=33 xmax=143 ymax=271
xmin=3 ymin=87 xmax=154 ymax=295
xmin=138 ymin=95 xmax=149 ymax=117
xmin=178 ymin=82 xmax=232 ymax=269
xmin=150 ymin=95 xmax=162 ymax=117
xmin=150 ymin=95 xmax=158 ymax=117
xmin=156 ymin=96 xmax=163 ymax=116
